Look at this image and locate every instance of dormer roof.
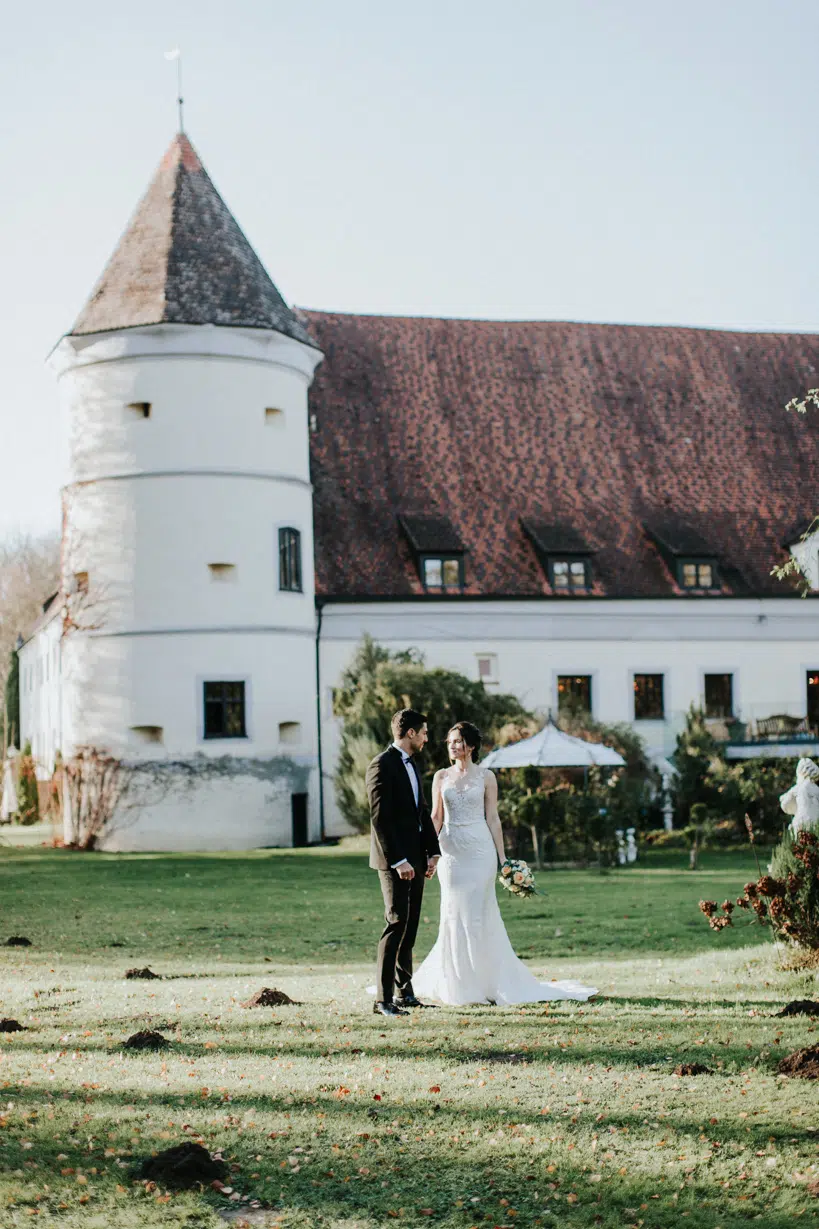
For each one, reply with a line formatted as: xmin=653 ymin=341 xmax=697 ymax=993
xmin=70 ymin=133 xmax=317 ymax=347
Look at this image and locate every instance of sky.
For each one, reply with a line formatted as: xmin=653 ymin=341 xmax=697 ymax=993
xmin=1 ymin=0 xmax=818 ymax=538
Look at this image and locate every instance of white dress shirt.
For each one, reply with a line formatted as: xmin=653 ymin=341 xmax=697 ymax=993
xmin=390 ymin=743 xmax=421 ymax=869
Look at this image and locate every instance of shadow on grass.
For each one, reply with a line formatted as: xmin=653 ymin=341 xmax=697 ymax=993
xmin=0 ymin=1083 xmax=814 ymax=1229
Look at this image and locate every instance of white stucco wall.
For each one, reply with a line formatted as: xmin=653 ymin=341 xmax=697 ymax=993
xmin=18 ymin=605 xmax=62 ymax=775
xmin=318 ymin=598 xmax=819 ymax=836
xmin=42 ymin=322 xmax=323 ymax=851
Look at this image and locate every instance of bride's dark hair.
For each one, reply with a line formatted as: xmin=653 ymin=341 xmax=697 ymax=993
xmin=447 ymin=721 xmax=482 ymax=762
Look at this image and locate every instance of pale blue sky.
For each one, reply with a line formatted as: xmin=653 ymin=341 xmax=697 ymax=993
xmin=1 ymin=0 xmax=817 ymax=536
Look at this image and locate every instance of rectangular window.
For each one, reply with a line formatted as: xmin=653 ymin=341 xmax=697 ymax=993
xmin=203 ymin=681 xmax=246 ymax=739
xmin=808 ymin=671 xmax=819 ymax=729
xmin=634 ymin=673 xmax=664 ymax=720
xmin=550 ymin=559 xmax=589 ymax=590
xmin=422 ymin=555 xmax=463 ymax=592
xmin=680 ymin=560 xmax=717 ymax=589
xmin=704 ymin=673 xmax=733 ymax=719
xmin=278 ymin=527 xmax=302 ymax=592
xmin=558 ymin=675 xmax=592 ymax=713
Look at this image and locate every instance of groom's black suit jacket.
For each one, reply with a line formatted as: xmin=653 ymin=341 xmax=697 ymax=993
xmin=366 ymin=746 xmax=441 ymax=871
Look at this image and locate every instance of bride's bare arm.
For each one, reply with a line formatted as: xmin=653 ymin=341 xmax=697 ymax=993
xmin=431 ymin=770 xmax=445 ymax=833
xmin=483 ymin=770 xmax=506 ymax=864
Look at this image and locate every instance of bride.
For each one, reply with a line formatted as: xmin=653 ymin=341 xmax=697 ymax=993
xmin=413 ymin=721 xmax=598 ymax=1007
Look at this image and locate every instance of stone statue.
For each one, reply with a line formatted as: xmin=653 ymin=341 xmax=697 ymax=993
xmin=779 ymin=757 xmax=819 ymax=834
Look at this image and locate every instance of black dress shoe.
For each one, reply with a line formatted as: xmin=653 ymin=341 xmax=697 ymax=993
xmin=394 ymin=994 xmax=435 ymax=1008
xmin=373 ymin=1001 xmax=408 ymax=1017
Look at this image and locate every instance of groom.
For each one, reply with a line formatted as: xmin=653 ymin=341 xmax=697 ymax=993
xmin=366 ymin=709 xmax=441 ymax=1017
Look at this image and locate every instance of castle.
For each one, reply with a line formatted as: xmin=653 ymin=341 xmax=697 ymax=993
xmin=18 ymin=131 xmax=819 ymax=849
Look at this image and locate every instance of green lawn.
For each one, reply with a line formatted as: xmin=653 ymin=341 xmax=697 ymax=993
xmin=0 ymin=842 xmax=817 ymax=1229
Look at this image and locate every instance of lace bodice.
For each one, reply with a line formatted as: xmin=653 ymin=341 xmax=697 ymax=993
xmin=441 ymin=768 xmax=488 ymax=834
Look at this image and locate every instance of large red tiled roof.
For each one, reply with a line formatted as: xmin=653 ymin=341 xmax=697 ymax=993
xmin=304 ymin=311 xmax=819 ymax=599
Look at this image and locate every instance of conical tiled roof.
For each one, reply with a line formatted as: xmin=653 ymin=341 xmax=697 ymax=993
xmin=71 ymin=133 xmax=316 ymax=346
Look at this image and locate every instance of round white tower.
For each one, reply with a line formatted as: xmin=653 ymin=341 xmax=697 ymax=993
xmin=50 ymin=133 xmax=324 ymax=851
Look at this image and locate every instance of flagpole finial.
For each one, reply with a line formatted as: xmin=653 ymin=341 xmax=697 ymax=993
xmin=164 ymin=49 xmax=184 ymax=133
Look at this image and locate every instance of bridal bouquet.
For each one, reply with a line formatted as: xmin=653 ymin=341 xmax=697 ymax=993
xmin=498 ymin=858 xmax=538 ymax=898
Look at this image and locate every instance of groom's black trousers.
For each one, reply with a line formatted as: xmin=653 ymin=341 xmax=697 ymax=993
xmin=376 ymin=860 xmax=426 ymax=1003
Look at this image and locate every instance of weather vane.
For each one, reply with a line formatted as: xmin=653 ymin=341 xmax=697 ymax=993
xmin=164 ymin=49 xmax=184 ymax=133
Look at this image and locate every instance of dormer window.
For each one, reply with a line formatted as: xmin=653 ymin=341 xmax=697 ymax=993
xmin=550 ymin=558 xmax=590 ymax=591
xmin=680 ymin=560 xmax=718 ymax=589
xmin=521 ymin=519 xmax=594 ymax=592
xmin=645 ymin=519 xmax=722 ymax=595
xmin=399 ymin=514 xmax=466 ymax=594
xmin=422 ymin=556 xmax=463 ymax=591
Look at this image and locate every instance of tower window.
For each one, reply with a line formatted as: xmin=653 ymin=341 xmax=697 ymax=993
xmin=279 ymin=721 xmax=302 ymax=745
xmin=130 ymin=725 xmax=164 ymax=745
xmin=203 ymin=681 xmax=247 ymax=739
xmin=126 ymin=402 xmax=152 ymax=418
xmin=549 ymin=558 xmax=590 ymax=591
xmin=704 ymin=673 xmax=733 ymax=719
xmin=558 ymin=675 xmax=592 ymax=714
xmin=265 ymin=407 xmax=284 ymax=425
xmin=279 ymin=528 xmax=302 ymax=592
xmin=634 ymin=674 xmax=665 ymax=720
xmin=208 ymin=563 xmax=237 ymax=582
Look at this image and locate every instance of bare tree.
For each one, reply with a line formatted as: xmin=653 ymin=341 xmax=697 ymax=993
xmin=0 ymin=531 xmax=60 ymax=695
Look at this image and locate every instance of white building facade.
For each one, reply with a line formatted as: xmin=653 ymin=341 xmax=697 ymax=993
xmin=18 ymin=131 xmax=819 ymax=849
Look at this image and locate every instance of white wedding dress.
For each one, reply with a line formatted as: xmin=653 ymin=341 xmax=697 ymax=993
xmin=413 ymin=768 xmax=598 ymax=1006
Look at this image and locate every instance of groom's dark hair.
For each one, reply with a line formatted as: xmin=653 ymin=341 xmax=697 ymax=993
xmin=391 ymin=708 xmax=427 ymax=739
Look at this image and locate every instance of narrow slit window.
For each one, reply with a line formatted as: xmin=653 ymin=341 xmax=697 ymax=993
xmin=279 ymin=528 xmax=302 ymax=592
xmin=265 ymin=407 xmax=285 ymax=425
xmin=127 ymin=402 xmax=152 ymax=419
xmin=208 ymin=563 xmax=237 ymax=582
xmin=130 ymin=725 xmax=164 ymax=745
xmin=279 ymin=721 xmax=302 ymax=745
xmin=73 ymin=571 xmax=89 ymax=595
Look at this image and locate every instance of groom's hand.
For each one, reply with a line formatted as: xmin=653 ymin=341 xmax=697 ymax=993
xmin=395 ymin=860 xmax=415 ymax=880
xmin=425 ymin=855 xmax=440 ymax=879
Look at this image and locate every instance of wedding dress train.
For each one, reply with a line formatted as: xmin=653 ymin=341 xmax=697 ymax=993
xmin=413 ymin=768 xmax=598 ymax=1006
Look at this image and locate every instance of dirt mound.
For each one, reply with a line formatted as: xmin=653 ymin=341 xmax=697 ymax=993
xmin=777 ymin=1047 xmax=819 ymax=1079
xmin=135 ymin=1141 xmax=227 ymax=1189
xmin=241 ymin=987 xmax=299 ymax=1007
xmin=673 ymin=1062 xmax=714 ymax=1076
xmin=5 ymin=936 xmax=32 ymax=947
xmin=123 ymin=1030 xmax=170 ymax=1050
xmin=125 ymin=966 xmax=161 ymax=980
xmin=0 ymin=1018 xmax=25 ymax=1033
xmin=776 ymin=1000 xmax=819 ymax=1018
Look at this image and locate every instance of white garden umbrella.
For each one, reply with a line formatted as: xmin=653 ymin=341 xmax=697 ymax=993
xmin=482 ymin=721 xmax=625 ymax=769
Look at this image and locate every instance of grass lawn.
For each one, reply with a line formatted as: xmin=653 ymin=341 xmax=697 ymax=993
xmin=0 ymin=840 xmax=817 ymax=1228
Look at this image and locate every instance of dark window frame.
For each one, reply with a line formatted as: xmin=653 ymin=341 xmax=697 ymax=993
xmin=420 ymin=553 xmax=465 ymax=592
xmin=704 ymin=673 xmax=734 ymax=719
xmin=808 ymin=671 xmax=819 ymax=728
xmin=633 ymin=673 xmax=665 ymax=721
xmin=203 ymin=680 xmax=247 ymax=740
xmin=678 ymin=558 xmax=719 ymax=590
xmin=548 ymin=556 xmax=591 ymax=591
xmin=278 ymin=527 xmax=303 ymax=593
